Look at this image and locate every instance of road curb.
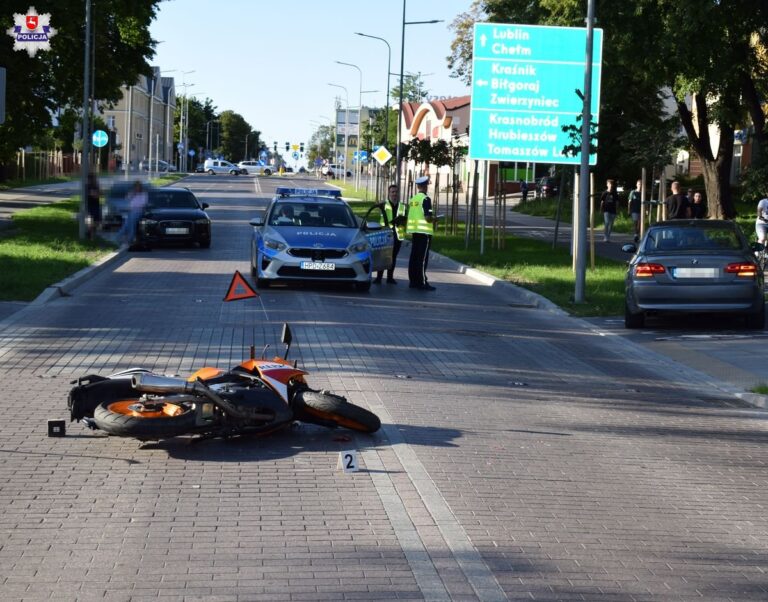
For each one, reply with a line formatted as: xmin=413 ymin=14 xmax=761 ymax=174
xmin=30 ymin=245 xmax=127 ymax=306
xmin=428 ymin=245 xmax=569 ymax=315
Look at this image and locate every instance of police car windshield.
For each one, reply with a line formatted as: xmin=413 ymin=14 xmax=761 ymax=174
xmin=269 ymin=202 xmax=356 ymax=228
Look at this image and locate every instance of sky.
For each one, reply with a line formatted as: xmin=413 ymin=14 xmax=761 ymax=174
xmin=150 ymin=0 xmax=474 ymax=152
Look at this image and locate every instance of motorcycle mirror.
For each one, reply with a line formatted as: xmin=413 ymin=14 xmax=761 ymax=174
xmin=281 ymin=323 xmax=292 ymax=359
xmin=260 ymin=344 xmax=270 ymax=359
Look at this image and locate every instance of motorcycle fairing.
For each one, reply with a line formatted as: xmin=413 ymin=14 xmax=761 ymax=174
xmin=187 ymin=367 xmax=223 ymax=382
xmin=237 ymin=359 xmax=308 ymax=383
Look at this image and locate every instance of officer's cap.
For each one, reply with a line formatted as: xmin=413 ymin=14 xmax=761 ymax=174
xmin=415 ymin=176 xmax=429 ymax=185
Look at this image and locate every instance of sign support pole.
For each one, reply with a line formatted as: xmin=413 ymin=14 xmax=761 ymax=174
xmin=574 ymin=0 xmax=596 ymax=303
xmin=79 ymin=0 xmax=92 ymax=240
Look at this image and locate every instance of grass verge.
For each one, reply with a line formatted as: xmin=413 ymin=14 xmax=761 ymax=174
xmin=751 ymin=384 xmax=768 ymax=395
xmin=0 ymin=196 xmax=117 ymax=301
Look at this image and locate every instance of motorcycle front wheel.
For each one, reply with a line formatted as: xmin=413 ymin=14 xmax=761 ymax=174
xmin=293 ymin=390 xmax=381 ymax=433
xmin=93 ymin=399 xmax=197 ymax=438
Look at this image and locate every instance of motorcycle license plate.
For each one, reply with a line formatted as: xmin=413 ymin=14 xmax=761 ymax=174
xmin=300 ymin=261 xmax=335 ymax=271
xmin=165 ymin=227 xmax=189 ymax=235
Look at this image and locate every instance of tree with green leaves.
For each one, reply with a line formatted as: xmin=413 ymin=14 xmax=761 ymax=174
xmin=308 ymin=124 xmax=334 ymax=165
xmin=217 ymin=110 xmax=258 ymax=162
xmin=447 ymin=0 xmax=768 ymax=218
xmin=0 ymin=1 xmax=162 ymax=176
xmin=390 ymin=73 xmax=430 ymax=104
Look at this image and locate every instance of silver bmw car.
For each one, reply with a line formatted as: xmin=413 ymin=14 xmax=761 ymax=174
xmin=623 ymin=220 xmax=765 ymax=329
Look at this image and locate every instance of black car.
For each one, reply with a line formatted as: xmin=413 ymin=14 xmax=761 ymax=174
xmin=536 ymin=176 xmax=559 ymax=197
xmin=136 ymin=187 xmax=211 ymax=248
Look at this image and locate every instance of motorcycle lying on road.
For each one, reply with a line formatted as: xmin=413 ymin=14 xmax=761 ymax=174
xmin=67 ymin=324 xmax=381 ymax=441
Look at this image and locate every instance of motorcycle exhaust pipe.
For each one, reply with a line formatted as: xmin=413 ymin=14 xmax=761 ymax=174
xmin=132 ymin=373 xmax=195 ymax=395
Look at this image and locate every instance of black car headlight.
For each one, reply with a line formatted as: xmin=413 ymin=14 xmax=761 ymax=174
xmin=195 ymin=218 xmax=211 ymax=225
xmin=139 ymin=218 xmax=158 ymax=227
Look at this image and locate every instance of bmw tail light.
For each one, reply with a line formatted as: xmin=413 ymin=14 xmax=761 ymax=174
xmin=725 ymin=262 xmax=757 ymax=278
xmin=634 ymin=263 xmax=666 ymax=277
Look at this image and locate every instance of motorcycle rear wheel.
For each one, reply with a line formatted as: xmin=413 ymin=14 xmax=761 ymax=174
xmin=93 ymin=399 xmax=196 ymax=438
xmin=293 ymin=390 xmax=381 ymax=433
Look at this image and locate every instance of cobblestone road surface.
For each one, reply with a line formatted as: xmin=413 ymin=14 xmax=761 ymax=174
xmin=0 ymin=175 xmax=766 ymax=601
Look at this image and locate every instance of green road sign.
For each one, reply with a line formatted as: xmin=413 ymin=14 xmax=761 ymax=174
xmin=469 ymin=23 xmax=603 ymax=165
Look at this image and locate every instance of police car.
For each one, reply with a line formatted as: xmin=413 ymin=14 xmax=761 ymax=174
xmin=249 ymin=188 xmax=394 ymax=291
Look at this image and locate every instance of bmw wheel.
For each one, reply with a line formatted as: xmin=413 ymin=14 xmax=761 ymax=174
xmin=624 ymin=301 xmax=645 ymax=329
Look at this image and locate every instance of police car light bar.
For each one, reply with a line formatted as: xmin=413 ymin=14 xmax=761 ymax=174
xmin=275 ymin=187 xmax=341 ymax=198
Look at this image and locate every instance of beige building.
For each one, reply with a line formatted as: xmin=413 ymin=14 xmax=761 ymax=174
xmin=101 ymin=67 xmax=176 ymax=170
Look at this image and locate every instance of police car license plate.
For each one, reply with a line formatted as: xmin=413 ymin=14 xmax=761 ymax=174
xmin=165 ymin=227 xmax=189 ymax=235
xmin=301 ymin=261 xmax=335 ymax=271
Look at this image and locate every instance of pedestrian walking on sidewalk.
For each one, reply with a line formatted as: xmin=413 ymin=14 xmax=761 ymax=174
xmin=690 ymin=191 xmax=706 ymax=219
xmin=407 ymin=176 xmax=438 ymax=290
xmin=520 ymin=179 xmax=529 ymax=203
xmin=599 ymin=179 xmax=619 ymax=242
xmin=665 ymin=181 xmax=691 ymax=219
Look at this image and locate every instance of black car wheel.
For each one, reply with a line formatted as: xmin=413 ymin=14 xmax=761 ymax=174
xmin=745 ymin=303 xmax=765 ymax=330
xmin=199 ymin=239 xmax=211 ymax=249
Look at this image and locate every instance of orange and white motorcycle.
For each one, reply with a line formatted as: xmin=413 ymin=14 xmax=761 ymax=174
xmin=67 ymin=324 xmax=380 ymax=440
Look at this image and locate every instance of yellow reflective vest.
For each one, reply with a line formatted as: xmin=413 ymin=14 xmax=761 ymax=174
xmin=406 ymin=192 xmax=433 ymax=236
xmin=381 ymin=202 xmax=406 ymax=240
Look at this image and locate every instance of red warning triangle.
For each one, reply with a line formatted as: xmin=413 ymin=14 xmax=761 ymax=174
xmin=223 ymin=270 xmax=259 ymax=302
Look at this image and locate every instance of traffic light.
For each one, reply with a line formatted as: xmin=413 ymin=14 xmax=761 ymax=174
xmin=299 ymin=142 xmax=304 ymax=153
xmin=285 ymin=142 xmax=289 ymax=151
xmin=273 ymin=141 xmax=277 ymax=152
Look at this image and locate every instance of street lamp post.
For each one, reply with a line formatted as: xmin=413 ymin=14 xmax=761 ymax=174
xmin=328 ymin=83 xmax=349 ymax=183
xmin=395 ymin=1 xmax=442 ymax=191
xmin=177 ymin=71 xmax=195 ymax=171
xmin=336 ymin=61 xmax=362 ymax=190
xmin=354 ymin=32 xmax=391 ymax=149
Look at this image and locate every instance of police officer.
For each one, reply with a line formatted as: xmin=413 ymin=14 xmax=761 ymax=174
xmin=407 ymin=176 xmax=438 ymax=290
xmin=375 ymin=184 xmax=405 ymax=284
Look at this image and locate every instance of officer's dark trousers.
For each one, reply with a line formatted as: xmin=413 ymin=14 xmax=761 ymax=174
xmin=408 ymin=233 xmax=431 ymax=287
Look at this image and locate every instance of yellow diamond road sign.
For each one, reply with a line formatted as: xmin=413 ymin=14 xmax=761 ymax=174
xmin=372 ymin=146 xmax=392 ymax=165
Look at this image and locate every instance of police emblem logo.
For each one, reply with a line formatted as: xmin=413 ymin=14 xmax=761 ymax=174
xmin=6 ymin=6 xmax=57 ymax=57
